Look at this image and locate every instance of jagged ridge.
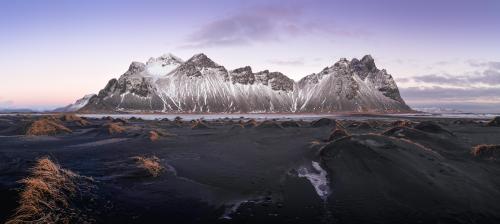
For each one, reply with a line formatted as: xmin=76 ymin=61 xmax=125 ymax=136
xmin=78 ymin=53 xmax=411 ymax=113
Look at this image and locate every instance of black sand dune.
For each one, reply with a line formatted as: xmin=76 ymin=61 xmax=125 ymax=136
xmin=319 ymin=134 xmax=500 ymax=224
xmin=1 ymin=114 xmax=500 ymax=223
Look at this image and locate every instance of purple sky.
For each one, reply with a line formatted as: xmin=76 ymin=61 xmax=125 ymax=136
xmin=1 ymin=0 xmax=499 ymax=112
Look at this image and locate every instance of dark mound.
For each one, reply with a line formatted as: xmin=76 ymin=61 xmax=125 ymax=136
xmin=26 ymin=117 xmax=72 ymax=136
xmin=383 ymin=126 xmax=464 ymax=154
xmin=327 ymin=128 xmax=350 ymax=142
xmin=0 ymin=118 xmax=14 ymax=130
xmin=280 ymin=120 xmax=301 ymax=128
xmin=112 ymin=118 xmax=127 ymax=125
xmin=487 ymin=116 xmax=500 ymax=127
xmin=384 ymin=126 xmax=428 ymax=138
xmin=128 ymin=116 xmax=143 ymax=122
xmin=471 ymin=144 xmax=500 ymax=159
xmin=414 ymin=121 xmax=453 ymax=135
xmin=101 ymin=116 xmax=113 ymax=121
xmin=357 ymin=122 xmax=373 ymax=129
xmin=0 ymin=117 xmax=31 ymax=135
xmin=244 ymin=119 xmax=258 ymax=128
xmin=160 ymin=118 xmax=170 ymax=122
xmin=174 ymin=116 xmax=182 ymax=122
xmin=256 ymin=120 xmax=283 ymax=129
xmin=348 ymin=121 xmax=373 ymax=129
xmin=452 ymin=119 xmax=475 ymax=125
xmin=191 ymin=120 xmax=210 ymax=129
xmin=319 ymin=134 xmax=500 ymax=223
xmin=311 ymin=118 xmax=338 ymax=127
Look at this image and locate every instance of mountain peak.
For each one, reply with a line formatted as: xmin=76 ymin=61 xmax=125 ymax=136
xmin=145 ymin=53 xmax=184 ymax=76
xmin=127 ymin=62 xmax=146 ymax=74
xmin=333 ymin=58 xmax=350 ymax=68
xmin=185 ymin=53 xmax=219 ymax=68
xmin=191 ymin=53 xmax=209 ymax=61
xmin=360 ymin=54 xmax=376 ymax=71
xmin=147 ymin=53 xmax=184 ymax=65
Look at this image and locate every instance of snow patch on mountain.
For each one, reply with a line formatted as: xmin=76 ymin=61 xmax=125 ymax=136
xmin=146 ymin=53 xmax=184 ymax=76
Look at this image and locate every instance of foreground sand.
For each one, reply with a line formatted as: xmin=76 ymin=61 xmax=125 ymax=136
xmin=1 ymin=114 xmax=500 ymax=223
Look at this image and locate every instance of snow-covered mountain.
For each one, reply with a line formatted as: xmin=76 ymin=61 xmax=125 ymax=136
xmin=53 ymin=94 xmax=96 ymax=112
xmin=79 ymin=53 xmax=411 ymax=113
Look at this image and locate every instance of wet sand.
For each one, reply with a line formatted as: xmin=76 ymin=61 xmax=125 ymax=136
xmin=1 ymin=114 xmax=500 ymax=223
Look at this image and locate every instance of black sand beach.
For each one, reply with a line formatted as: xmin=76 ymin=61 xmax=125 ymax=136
xmin=1 ymin=114 xmax=500 ymax=223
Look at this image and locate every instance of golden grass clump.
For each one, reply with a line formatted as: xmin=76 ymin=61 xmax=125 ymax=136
xmin=59 ymin=114 xmax=90 ymax=126
xmin=231 ymin=124 xmax=245 ymax=129
xmin=131 ymin=156 xmax=164 ymax=177
xmin=309 ymin=140 xmax=325 ymax=149
xmin=26 ymin=118 xmax=72 ymax=136
xmin=191 ymin=120 xmax=210 ymax=129
xmin=103 ymin=122 xmax=126 ymax=135
xmin=148 ymin=129 xmax=176 ymax=141
xmin=6 ymin=157 xmax=87 ymax=224
xmin=149 ymin=130 xmax=160 ymax=141
xmin=392 ymin=120 xmax=413 ymax=127
xmin=471 ymin=144 xmax=500 ymax=158
xmin=244 ymin=119 xmax=258 ymax=128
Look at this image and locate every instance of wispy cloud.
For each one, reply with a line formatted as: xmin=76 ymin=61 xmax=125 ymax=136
xmin=399 ymin=66 xmax=500 ymax=87
xmin=401 ymin=86 xmax=500 ymax=101
xmin=182 ymin=4 xmax=369 ymax=48
xmin=467 ymin=60 xmax=500 ymax=70
xmin=267 ymin=58 xmax=305 ymax=66
xmin=399 ymin=62 xmax=500 ymax=111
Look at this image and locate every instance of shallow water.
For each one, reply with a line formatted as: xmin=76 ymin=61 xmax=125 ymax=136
xmin=78 ymin=113 xmax=499 ymax=120
xmin=1 ymin=112 xmax=497 ymax=121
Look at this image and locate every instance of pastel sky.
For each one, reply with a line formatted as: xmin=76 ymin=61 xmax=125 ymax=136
xmin=1 ymin=0 xmax=499 ymax=112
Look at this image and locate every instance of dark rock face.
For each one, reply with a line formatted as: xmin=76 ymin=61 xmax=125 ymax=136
xmin=349 ymin=55 xmax=377 ymax=80
xmin=230 ymin=66 xmax=255 ymax=85
xmin=177 ymin=53 xmax=229 ymax=80
xmin=230 ymin=68 xmax=294 ymax=92
xmin=80 ymin=53 xmax=411 ymax=113
xmin=254 ymin=70 xmax=294 ymax=92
